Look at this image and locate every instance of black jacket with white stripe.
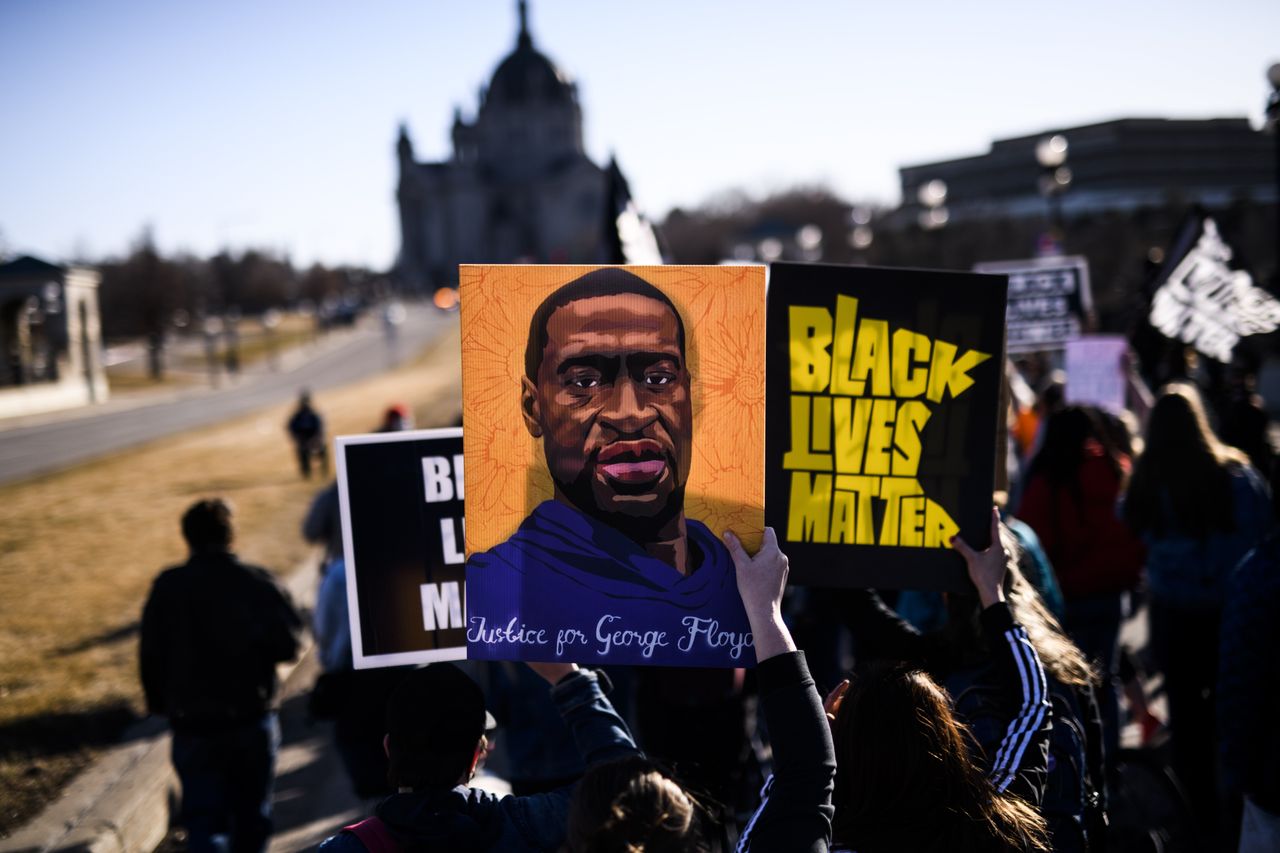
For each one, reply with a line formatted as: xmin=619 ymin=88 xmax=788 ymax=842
xmin=842 ymin=593 xmax=1053 ymax=808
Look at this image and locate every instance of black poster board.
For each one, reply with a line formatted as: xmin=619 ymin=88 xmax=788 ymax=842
xmin=336 ymin=428 xmax=466 ymax=668
xmin=766 ymin=263 xmax=1007 ymax=591
xmin=973 ymin=256 xmax=1091 ymax=353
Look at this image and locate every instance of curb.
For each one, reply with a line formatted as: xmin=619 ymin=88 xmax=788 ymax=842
xmin=1 ymin=564 xmax=319 ymax=853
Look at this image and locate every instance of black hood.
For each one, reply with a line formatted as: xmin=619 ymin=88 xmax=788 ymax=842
xmin=375 ymin=787 xmax=504 ymax=852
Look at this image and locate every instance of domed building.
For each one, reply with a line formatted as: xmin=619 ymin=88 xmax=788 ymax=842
xmin=395 ymin=2 xmax=657 ymax=291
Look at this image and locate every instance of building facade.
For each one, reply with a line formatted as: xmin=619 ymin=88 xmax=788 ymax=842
xmin=0 ymin=255 xmax=108 ymax=418
xmin=396 ymin=2 xmax=634 ymax=291
xmin=899 ymin=118 xmax=1277 ymax=222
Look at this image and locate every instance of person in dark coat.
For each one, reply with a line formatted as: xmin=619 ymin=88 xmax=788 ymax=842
xmin=140 ymin=498 xmax=303 ymax=853
xmin=1219 ymin=533 xmax=1280 ymax=850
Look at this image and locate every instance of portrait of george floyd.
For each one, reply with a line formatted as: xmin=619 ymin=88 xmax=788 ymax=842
xmin=460 ymin=265 xmax=765 ymax=667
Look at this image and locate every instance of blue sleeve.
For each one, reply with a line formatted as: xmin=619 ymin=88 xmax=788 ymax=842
xmin=501 ymin=669 xmax=640 ymax=849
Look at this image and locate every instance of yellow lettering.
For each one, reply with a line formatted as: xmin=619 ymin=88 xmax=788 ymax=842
xmin=835 ymin=475 xmax=880 ymax=544
xmin=926 ymin=340 xmax=991 ymax=403
xmin=891 ymin=328 xmax=931 ymax=398
xmin=832 ymin=397 xmax=872 ymax=474
xmin=830 ymin=489 xmax=856 ymax=544
xmin=849 ymin=318 xmax=892 ymax=397
xmin=878 ymin=477 xmax=924 ymax=546
xmin=899 ymin=496 xmax=927 ymax=547
xmin=787 ymin=472 xmax=832 ymax=542
xmin=788 ymin=306 xmax=833 ymax=393
xmin=811 ymin=396 xmax=832 ymax=452
xmin=925 ymin=500 xmax=961 ymax=547
xmin=863 ymin=399 xmax=897 ymax=476
xmin=830 ymin=295 xmax=862 ymax=396
xmin=782 ymin=396 xmax=833 ymax=470
xmin=892 ymin=400 xmax=932 ymax=477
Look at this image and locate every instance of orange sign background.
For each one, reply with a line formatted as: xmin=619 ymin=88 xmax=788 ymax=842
xmin=460 ymin=264 xmax=765 ymax=555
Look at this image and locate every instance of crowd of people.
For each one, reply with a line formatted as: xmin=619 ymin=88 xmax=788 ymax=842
xmin=138 ymin=345 xmax=1280 ymax=853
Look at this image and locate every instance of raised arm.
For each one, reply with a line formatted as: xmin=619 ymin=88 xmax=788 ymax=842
xmin=952 ymin=510 xmax=1052 ymax=805
xmin=724 ymin=528 xmax=834 ymax=853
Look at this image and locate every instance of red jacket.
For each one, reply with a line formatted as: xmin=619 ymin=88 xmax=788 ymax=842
xmin=1016 ymin=446 xmax=1146 ymax=598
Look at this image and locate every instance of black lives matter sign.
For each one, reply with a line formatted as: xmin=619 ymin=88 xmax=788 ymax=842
xmin=975 ymin=256 xmax=1091 ymax=353
xmin=336 ymin=428 xmax=466 ymax=668
xmin=766 ymin=263 xmax=1007 ymax=591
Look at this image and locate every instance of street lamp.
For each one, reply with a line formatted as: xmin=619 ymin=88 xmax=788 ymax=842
xmin=1036 ymin=134 xmax=1072 ymax=252
xmin=1266 ymin=62 xmax=1280 ymax=285
xmin=917 ymin=179 xmax=949 ymax=230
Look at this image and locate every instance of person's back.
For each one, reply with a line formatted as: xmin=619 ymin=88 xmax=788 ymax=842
xmin=142 ymin=552 xmax=301 ymax=723
xmin=139 ymin=499 xmax=302 ymax=853
xmin=319 ymin=662 xmax=638 ymax=853
xmin=1219 ymin=533 xmax=1280 ymax=849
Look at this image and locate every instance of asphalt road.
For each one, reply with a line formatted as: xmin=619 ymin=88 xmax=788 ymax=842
xmin=0 ymin=305 xmax=455 ymax=486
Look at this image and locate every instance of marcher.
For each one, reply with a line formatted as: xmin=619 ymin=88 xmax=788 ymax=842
xmin=1218 ymin=533 xmax=1280 ymax=852
xmin=565 ymin=527 xmax=836 ymax=853
xmin=140 ymin=499 xmax=303 ymax=853
xmin=287 ymin=390 xmax=327 ymax=478
xmin=318 ymin=661 xmax=637 ymax=852
xmin=303 ymin=403 xmax=415 ymax=800
xmin=1123 ymin=382 xmax=1273 ymax=842
xmin=842 ymin=510 xmax=1106 ymax=852
xmin=1016 ymin=404 xmax=1145 ymax=769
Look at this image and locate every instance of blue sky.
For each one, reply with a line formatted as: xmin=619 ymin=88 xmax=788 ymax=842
xmin=2 ymin=0 xmax=1277 ymax=268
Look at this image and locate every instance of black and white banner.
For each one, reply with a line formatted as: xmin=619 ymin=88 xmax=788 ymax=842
xmin=1148 ymin=214 xmax=1280 ymax=363
xmin=974 ymin=256 xmax=1092 ymax=353
xmin=336 ymin=428 xmax=466 ymax=668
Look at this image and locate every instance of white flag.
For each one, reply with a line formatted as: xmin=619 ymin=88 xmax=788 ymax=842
xmin=1148 ymin=216 xmax=1280 ymax=362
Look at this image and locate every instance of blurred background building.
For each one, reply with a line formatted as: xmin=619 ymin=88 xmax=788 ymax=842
xmin=0 ymin=255 xmax=108 ymax=417
xmin=899 ymin=117 xmax=1276 ymax=224
xmin=395 ymin=1 xmax=653 ymax=292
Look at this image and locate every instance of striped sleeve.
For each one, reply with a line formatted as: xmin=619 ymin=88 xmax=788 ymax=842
xmin=980 ymin=603 xmax=1052 ymax=804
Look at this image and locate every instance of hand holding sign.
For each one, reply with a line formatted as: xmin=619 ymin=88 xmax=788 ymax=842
xmin=950 ymin=507 xmax=1007 ymax=608
xmin=723 ymin=527 xmax=796 ymax=663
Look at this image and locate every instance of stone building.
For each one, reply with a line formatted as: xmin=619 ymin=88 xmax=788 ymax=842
xmin=0 ymin=255 xmax=108 ymax=418
xmin=395 ymin=2 xmax=655 ymax=291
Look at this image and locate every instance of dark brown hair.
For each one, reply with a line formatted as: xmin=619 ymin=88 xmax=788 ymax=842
xmin=566 ymin=755 xmax=707 ymax=853
xmin=831 ymin=662 xmax=1048 ymax=852
xmin=181 ymin=498 xmax=234 ymax=551
xmin=1124 ymin=383 xmax=1249 ymax=539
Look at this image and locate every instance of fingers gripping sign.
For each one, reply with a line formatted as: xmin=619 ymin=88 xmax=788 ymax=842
xmin=949 ymin=506 xmax=1008 ymax=608
xmin=723 ymin=527 xmax=796 ymax=663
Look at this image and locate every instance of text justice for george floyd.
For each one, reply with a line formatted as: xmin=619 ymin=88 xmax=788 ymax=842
xmin=782 ymin=295 xmax=991 ymax=548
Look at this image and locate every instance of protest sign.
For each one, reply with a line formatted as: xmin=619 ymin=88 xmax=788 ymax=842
xmin=1148 ymin=213 xmax=1280 ymax=363
xmin=974 ymin=256 xmax=1091 ymax=353
xmin=461 ymin=265 xmax=766 ymax=667
xmin=1065 ymin=336 xmax=1128 ymax=412
xmin=336 ymin=428 xmax=466 ymax=668
xmin=766 ymin=263 xmax=1007 ymax=592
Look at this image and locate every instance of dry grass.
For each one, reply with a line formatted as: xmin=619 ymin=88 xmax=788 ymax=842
xmin=0 ymin=322 xmax=461 ymax=833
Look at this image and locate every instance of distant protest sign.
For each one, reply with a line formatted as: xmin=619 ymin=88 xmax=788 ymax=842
xmin=974 ymin=256 xmax=1092 ymax=353
xmin=336 ymin=428 xmax=466 ymax=668
xmin=461 ymin=265 xmax=765 ymax=667
xmin=1148 ymin=214 xmax=1280 ymax=363
xmin=766 ymin=263 xmax=1007 ymax=592
xmin=1065 ymin=336 xmax=1128 ymax=413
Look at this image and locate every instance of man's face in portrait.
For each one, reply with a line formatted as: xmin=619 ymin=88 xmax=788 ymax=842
xmin=523 ymin=293 xmax=692 ymax=528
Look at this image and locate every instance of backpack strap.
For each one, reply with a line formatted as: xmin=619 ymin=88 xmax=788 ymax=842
xmin=342 ymin=817 xmax=398 ymax=853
